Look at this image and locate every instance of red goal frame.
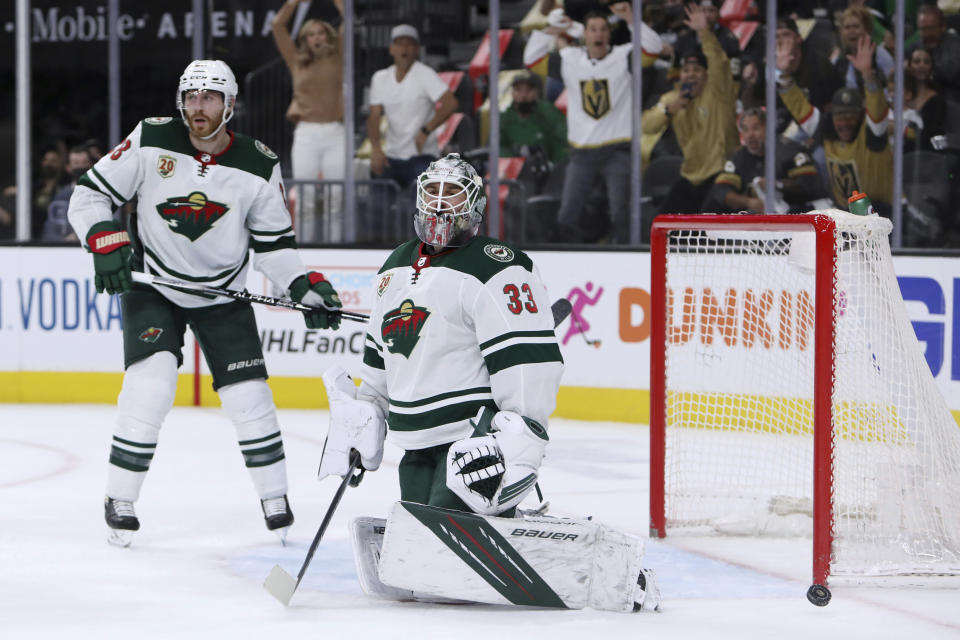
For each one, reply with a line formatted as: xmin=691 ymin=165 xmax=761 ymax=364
xmin=648 ymin=214 xmax=839 ymax=586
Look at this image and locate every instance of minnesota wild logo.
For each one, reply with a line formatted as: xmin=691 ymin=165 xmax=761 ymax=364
xmin=138 ymin=327 xmax=163 ymax=343
xmin=381 ymin=299 xmax=430 ymax=358
xmin=155 ymin=191 xmax=229 ymax=241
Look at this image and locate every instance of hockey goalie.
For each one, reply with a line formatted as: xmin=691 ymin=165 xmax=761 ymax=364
xmin=316 ymin=155 xmax=659 ymax=613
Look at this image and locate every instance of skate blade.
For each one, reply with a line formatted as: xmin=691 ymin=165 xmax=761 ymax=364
xmin=107 ymin=529 xmax=134 ymax=548
xmin=272 ymin=525 xmax=291 ymax=546
xmin=264 ymin=565 xmax=297 ymax=606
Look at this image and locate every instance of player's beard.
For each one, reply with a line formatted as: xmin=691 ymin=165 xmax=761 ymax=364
xmin=188 ymin=111 xmax=224 ymax=138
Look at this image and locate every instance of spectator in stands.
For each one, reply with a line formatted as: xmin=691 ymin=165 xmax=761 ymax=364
xmin=704 ymin=107 xmax=824 ymax=214
xmin=778 ymin=35 xmax=892 ymax=213
xmin=42 ymin=145 xmax=93 ymax=241
xmin=643 ymin=5 xmax=738 ymax=217
xmin=367 ymin=24 xmax=458 ymax=190
xmin=83 ymin=138 xmax=104 ymax=162
xmin=273 ymin=0 xmax=346 ymax=242
xmin=500 ymin=71 xmax=568 ymax=164
xmin=916 ymin=4 xmax=960 ymax=103
xmin=554 ymin=9 xmax=663 ymax=243
xmin=896 ymin=47 xmax=948 ymax=153
xmin=673 ymin=0 xmax=743 ymax=81
xmin=32 ymin=145 xmax=67 ymax=239
xmin=832 ymin=6 xmax=894 ymax=93
xmin=523 ymin=5 xmax=585 ymax=102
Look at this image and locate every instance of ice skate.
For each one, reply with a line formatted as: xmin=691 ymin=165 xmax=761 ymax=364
xmin=633 ymin=567 xmax=661 ymax=612
xmin=261 ymin=495 xmax=294 ymax=543
xmin=104 ymin=497 xmax=139 ymax=547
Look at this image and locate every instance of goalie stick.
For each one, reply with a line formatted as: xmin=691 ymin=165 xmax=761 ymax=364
xmin=264 ymin=450 xmax=364 ymax=606
xmin=263 ymin=298 xmax=572 ymax=606
xmin=130 ymin=271 xmax=369 ymax=323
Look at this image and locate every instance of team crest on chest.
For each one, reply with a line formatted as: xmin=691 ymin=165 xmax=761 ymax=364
xmin=377 ymin=273 xmax=393 ymax=297
xmin=580 ymin=78 xmax=610 ymax=120
xmin=381 ymin=299 xmax=430 ymax=358
xmin=155 ymin=191 xmax=230 ymax=241
xmin=157 ymin=155 xmax=177 ymax=178
xmin=483 ymin=244 xmax=514 ymax=262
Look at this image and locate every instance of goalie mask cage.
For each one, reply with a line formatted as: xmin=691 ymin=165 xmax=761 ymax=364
xmin=648 ymin=211 xmax=960 ymax=586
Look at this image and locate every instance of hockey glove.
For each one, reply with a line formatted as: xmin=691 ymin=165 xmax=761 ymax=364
xmin=446 ymin=407 xmax=548 ymax=515
xmin=318 ymin=365 xmax=386 ymax=480
xmin=289 ymin=271 xmax=342 ymax=330
xmin=86 ymin=220 xmax=132 ymax=295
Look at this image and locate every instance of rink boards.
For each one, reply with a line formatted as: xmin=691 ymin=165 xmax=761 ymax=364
xmin=0 ymin=246 xmax=958 ymax=422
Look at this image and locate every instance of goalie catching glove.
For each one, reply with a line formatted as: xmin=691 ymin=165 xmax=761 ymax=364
xmin=318 ymin=366 xmax=386 ymax=480
xmin=446 ymin=407 xmax=548 ymax=515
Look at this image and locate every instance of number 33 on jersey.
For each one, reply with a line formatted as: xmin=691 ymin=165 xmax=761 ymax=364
xmin=359 ymin=236 xmax=564 ymax=451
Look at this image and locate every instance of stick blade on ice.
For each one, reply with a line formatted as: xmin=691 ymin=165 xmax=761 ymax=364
xmin=263 ymin=565 xmax=298 ymax=606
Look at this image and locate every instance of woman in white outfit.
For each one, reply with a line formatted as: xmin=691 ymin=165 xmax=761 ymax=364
xmin=272 ymin=0 xmax=346 ymax=242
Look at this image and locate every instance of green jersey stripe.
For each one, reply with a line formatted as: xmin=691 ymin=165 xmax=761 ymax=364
xmin=90 ymin=167 xmax=128 ymax=205
xmin=241 ymin=441 xmax=284 ymax=457
xmin=389 ymin=386 xmax=493 ymax=409
xmin=251 ymin=235 xmax=297 ymax=253
xmin=249 ymin=226 xmax=294 ymax=237
xmin=484 ymin=343 xmax=563 ymax=376
xmin=387 ymin=399 xmax=497 ymax=432
xmin=244 ymin=452 xmax=286 ymax=468
xmin=479 ymin=330 xmax=556 ymax=352
xmin=363 ymin=347 xmax=385 ymax=370
xmin=144 ymin=245 xmax=249 ymax=283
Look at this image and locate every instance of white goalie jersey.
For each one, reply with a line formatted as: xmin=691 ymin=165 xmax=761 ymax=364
xmin=358 ymin=236 xmax=565 ymax=450
xmin=67 ymin=117 xmax=306 ymax=308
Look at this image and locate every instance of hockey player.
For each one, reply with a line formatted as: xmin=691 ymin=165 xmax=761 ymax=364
xmin=67 ymin=59 xmax=343 ymax=547
xmin=315 ymin=154 xmax=660 ymax=612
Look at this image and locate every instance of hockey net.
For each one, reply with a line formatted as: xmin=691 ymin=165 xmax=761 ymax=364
xmin=649 ymin=211 xmax=960 ymax=584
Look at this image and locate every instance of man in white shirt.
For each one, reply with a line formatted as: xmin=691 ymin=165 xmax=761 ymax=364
xmin=367 ymin=24 xmax=459 ymax=190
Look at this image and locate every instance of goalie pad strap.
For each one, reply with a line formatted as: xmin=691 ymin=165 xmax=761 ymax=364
xmin=377 ymin=501 xmax=644 ymax=612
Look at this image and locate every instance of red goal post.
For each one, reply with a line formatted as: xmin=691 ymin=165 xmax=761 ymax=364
xmin=648 ymin=212 xmax=960 ymax=587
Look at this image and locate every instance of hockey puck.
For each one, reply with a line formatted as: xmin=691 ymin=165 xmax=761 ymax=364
xmin=806 ymin=584 xmax=832 ymax=607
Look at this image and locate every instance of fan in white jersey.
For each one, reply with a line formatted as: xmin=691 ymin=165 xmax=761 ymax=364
xmin=67 ymin=58 xmax=343 ymax=547
xmin=314 ymin=154 xmax=661 ymax=612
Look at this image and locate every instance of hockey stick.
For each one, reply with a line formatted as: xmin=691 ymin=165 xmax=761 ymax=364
xmin=130 ymin=271 xmax=369 ymax=323
xmin=264 ymin=450 xmax=364 ymax=606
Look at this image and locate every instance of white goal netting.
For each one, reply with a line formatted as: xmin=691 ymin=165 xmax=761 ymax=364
xmin=658 ymin=211 xmax=960 ymax=577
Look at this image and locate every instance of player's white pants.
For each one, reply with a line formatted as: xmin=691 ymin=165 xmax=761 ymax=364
xmin=291 ymin=121 xmax=346 ymax=243
xmin=219 ymin=379 xmax=288 ymax=500
xmin=106 ymin=354 xmax=286 ymax=503
xmin=106 ymin=352 xmax=178 ymax=502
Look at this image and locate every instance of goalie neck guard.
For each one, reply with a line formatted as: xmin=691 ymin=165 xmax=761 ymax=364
xmin=176 ymin=59 xmax=238 ymax=140
xmin=414 ymin=153 xmax=487 ymax=251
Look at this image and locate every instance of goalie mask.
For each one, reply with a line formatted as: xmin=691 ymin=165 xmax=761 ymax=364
xmin=414 ymin=153 xmax=487 ymax=251
xmin=176 ymin=59 xmax=238 ymax=140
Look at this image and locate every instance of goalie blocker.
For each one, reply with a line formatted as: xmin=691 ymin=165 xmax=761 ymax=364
xmin=351 ymin=501 xmax=660 ymax=612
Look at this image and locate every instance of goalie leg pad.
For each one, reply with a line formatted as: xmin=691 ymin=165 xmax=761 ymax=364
xmin=377 ymin=501 xmax=651 ymax=612
xmin=350 ymin=516 xmax=468 ymax=604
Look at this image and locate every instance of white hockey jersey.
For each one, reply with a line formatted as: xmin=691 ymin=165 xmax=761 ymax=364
xmin=358 ymin=236 xmax=564 ymax=451
xmin=68 ymin=117 xmax=306 ymax=308
xmin=560 ymin=44 xmax=634 ymax=148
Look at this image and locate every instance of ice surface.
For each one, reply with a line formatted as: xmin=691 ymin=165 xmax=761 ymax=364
xmin=2 ymin=404 xmax=958 ymax=639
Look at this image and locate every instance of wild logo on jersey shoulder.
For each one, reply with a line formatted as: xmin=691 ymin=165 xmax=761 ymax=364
xmin=483 ymin=244 xmax=514 ymax=262
xmin=145 ymin=117 xmax=172 ymax=125
xmin=381 ymin=299 xmax=430 ymax=358
xmin=155 ymin=191 xmax=230 ymax=241
xmin=255 ymin=140 xmax=278 ymax=159
xmin=580 ymin=78 xmax=610 ymax=120
xmin=138 ymin=327 xmax=163 ymax=343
